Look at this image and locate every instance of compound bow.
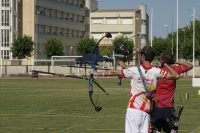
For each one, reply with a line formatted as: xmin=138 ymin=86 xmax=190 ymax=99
xmin=89 ymin=32 xmax=112 ymax=112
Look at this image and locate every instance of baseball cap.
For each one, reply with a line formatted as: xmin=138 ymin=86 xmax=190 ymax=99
xmin=141 ymin=46 xmax=155 ymax=55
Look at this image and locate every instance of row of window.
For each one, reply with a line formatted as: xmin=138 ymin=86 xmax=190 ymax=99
xmin=37 ymin=44 xmax=76 ymax=55
xmin=37 ymin=25 xmax=84 ymax=38
xmin=92 ymin=33 xmax=133 ymax=39
xmin=52 ymin=0 xmax=84 ymax=8
xmin=92 ymin=18 xmax=133 ymax=25
xmin=37 ymin=8 xmax=84 ymax=23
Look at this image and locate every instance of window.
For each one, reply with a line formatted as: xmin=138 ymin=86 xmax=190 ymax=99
xmin=92 ymin=33 xmax=102 ymax=39
xmin=65 ymin=46 xmax=69 ymax=54
xmin=110 ymin=33 xmax=118 ymax=39
xmin=70 ymin=46 xmax=74 ymax=55
xmin=65 ymin=0 xmax=68 ymax=4
xmin=64 ymin=33 xmax=68 ymax=36
xmin=1 ymin=29 xmax=10 ymax=47
xmin=122 ymin=32 xmax=132 ymax=38
xmin=46 ymin=9 xmax=51 ymax=17
xmin=52 ymin=11 xmax=56 ymax=18
xmin=2 ymin=0 xmax=9 ymax=7
xmin=92 ymin=19 xmax=102 ymax=24
xmin=2 ymin=10 xmax=10 ymax=26
xmin=85 ymin=10 xmax=89 ymax=17
xmin=40 ymin=11 xmax=44 ymax=15
xmin=47 ymin=27 xmax=51 ymax=34
xmin=2 ymin=50 xmax=10 ymax=59
xmin=122 ymin=18 xmax=132 ymax=24
xmin=107 ymin=19 xmax=117 ymax=24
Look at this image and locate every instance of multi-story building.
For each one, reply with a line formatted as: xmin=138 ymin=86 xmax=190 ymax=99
xmin=0 ymin=0 xmax=148 ymax=66
xmin=90 ymin=4 xmax=149 ymax=65
xmin=17 ymin=0 xmax=97 ymax=64
xmin=0 ymin=0 xmax=18 ymax=59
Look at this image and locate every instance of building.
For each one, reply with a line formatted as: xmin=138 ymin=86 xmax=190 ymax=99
xmin=0 ymin=0 xmax=18 ymax=59
xmin=0 ymin=0 xmax=148 ymax=66
xmin=90 ymin=4 xmax=149 ymax=65
xmin=17 ymin=0 xmax=97 ymax=64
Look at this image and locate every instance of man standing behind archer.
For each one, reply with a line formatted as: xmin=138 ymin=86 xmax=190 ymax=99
xmin=155 ymin=52 xmax=193 ymax=133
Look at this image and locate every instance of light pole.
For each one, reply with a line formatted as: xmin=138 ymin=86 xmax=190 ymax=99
xmin=176 ymin=0 xmax=179 ymax=61
xmin=136 ymin=18 xmax=141 ymax=65
xmin=182 ymin=29 xmax=185 ymax=43
xmin=151 ymin=8 xmax=153 ymax=47
xmin=164 ymin=24 xmax=168 ymax=37
xmin=191 ymin=7 xmax=195 ymax=79
xmin=35 ymin=11 xmax=39 ymax=63
xmin=172 ymin=11 xmax=174 ymax=55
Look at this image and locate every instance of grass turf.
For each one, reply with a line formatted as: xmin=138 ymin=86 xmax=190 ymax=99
xmin=0 ymin=77 xmax=199 ymax=133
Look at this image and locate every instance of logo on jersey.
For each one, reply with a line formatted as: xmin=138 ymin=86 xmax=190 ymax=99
xmin=138 ymin=77 xmax=154 ymax=85
xmin=160 ymin=70 xmax=165 ymax=76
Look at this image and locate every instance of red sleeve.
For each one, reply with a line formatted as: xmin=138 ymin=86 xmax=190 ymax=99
xmin=173 ymin=65 xmax=190 ymax=74
xmin=121 ymin=69 xmax=126 ymax=78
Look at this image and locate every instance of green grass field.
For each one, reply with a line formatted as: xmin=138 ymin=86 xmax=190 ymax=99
xmin=0 ymin=77 xmax=200 ymax=133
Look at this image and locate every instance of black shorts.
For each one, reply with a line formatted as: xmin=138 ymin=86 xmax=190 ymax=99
xmin=155 ymin=107 xmax=172 ymax=133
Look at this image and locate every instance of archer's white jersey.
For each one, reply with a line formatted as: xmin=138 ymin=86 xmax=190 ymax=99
xmin=121 ymin=65 xmax=168 ymax=112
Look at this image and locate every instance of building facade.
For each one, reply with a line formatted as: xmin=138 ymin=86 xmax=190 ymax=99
xmin=17 ymin=0 xmax=97 ymax=64
xmin=0 ymin=1 xmax=148 ymax=66
xmin=90 ymin=4 xmax=149 ymax=65
xmin=0 ymin=0 xmax=18 ymax=59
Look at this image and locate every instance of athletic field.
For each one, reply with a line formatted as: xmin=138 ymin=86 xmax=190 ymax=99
xmin=0 ymin=77 xmax=199 ymax=133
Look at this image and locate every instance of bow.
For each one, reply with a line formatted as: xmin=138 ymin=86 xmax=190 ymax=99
xmin=89 ymin=33 xmax=112 ymax=112
xmin=117 ymin=32 xmax=142 ymax=92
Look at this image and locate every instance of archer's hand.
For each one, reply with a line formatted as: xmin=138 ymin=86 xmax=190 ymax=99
xmin=118 ymin=61 xmax=127 ymax=68
xmin=89 ymin=70 xmax=96 ymax=75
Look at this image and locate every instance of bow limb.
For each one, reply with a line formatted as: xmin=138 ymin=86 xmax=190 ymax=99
xmin=89 ymin=33 xmax=111 ymax=112
xmin=30 ymin=70 xmax=88 ymax=80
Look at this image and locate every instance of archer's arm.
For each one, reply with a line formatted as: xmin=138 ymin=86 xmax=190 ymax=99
xmin=164 ymin=63 xmax=180 ymax=80
xmin=89 ymin=69 xmax=122 ymax=76
xmin=175 ymin=61 xmax=193 ymax=70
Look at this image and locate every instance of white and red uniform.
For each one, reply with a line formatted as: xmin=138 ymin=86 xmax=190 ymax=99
xmin=155 ymin=65 xmax=189 ymax=108
xmin=122 ymin=64 xmax=168 ymax=133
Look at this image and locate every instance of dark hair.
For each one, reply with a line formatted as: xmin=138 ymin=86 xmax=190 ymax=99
xmin=140 ymin=46 xmax=156 ymax=62
xmin=160 ymin=52 xmax=174 ymax=64
xmin=141 ymin=52 xmax=156 ymax=62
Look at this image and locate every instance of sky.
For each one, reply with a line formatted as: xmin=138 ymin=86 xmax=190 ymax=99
xmin=97 ymin=0 xmax=200 ymax=39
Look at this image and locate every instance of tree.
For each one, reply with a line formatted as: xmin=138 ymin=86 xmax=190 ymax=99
xmin=99 ymin=46 xmax=112 ymax=56
xmin=150 ymin=19 xmax=200 ymax=62
xmin=75 ymin=37 xmax=97 ymax=56
xmin=11 ymin=35 xmax=34 ymax=59
xmin=44 ymin=38 xmax=65 ymax=58
xmin=112 ymin=36 xmax=134 ymax=62
xmin=178 ymin=19 xmax=200 ymax=62
xmin=150 ymin=37 xmax=167 ymax=61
